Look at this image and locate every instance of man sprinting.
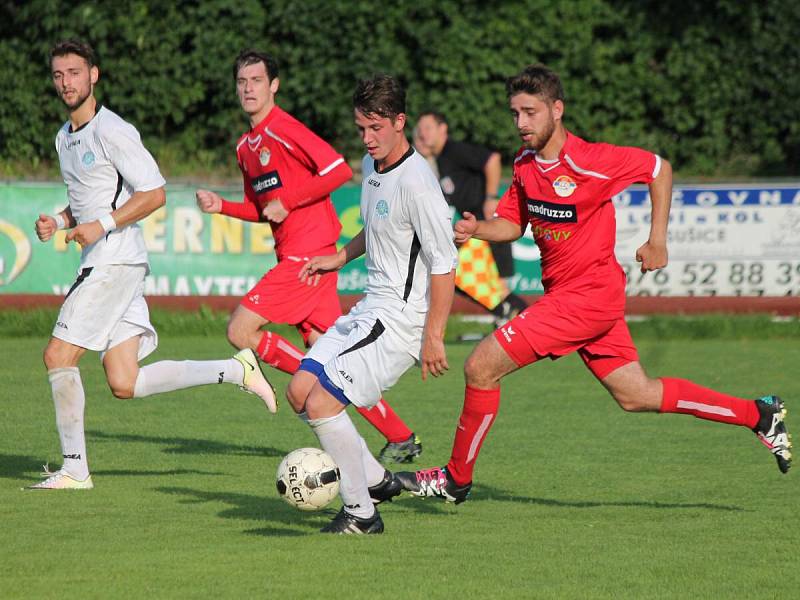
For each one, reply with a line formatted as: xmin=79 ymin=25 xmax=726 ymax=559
xmin=287 ymin=74 xmax=457 ymax=533
xmin=30 ymin=40 xmax=275 ymax=490
xmin=398 ymin=64 xmax=792 ymax=504
xmin=196 ymin=50 xmax=422 ymax=464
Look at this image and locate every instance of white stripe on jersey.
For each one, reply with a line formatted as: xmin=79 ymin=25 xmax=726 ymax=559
xmin=563 ymin=154 xmax=610 ymax=179
xmin=265 ymin=127 xmax=294 ymax=151
xmin=319 ymin=157 xmax=345 ymax=176
xmin=652 ymin=155 xmax=662 ymax=179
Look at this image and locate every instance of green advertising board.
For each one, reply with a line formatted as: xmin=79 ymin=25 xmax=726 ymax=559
xmin=0 ymin=182 xmax=543 ymax=296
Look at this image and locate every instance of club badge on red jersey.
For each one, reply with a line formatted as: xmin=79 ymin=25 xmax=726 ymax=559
xmin=552 ymin=175 xmax=576 ymax=197
xmin=259 ymin=148 xmax=271 ymax=166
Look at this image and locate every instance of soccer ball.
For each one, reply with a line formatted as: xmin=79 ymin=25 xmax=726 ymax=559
xmin=275 ymin=447 xmax=340 ymax=511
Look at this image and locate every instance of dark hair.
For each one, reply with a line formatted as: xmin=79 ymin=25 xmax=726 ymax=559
xmin=233 ymin=49 xmax=279 ymax=81
xmin=505 ymin=64 xmax=564 ymax=104
xmin=50 ymin=39 xmax=98 ymax=68
xmin=418 ymin=111 xmax=447 ymax=126
xmin=353 ymin=74 xmax=406 ymax=121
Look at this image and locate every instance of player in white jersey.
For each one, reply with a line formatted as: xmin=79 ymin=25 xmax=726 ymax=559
xmin=285 ymin=74 xmax=458 ymax=533
xmin=27 ymin=40 xmax=276 ymax=491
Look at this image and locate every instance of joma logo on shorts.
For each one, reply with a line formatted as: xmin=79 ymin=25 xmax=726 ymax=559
xmin=527 ymin=199 xmax=577 ymax=223
xmin=501 ymin=325 xmax=516 ymax=342
xmin=338 ymin=370 xmax=353 ymax=384
xmin=251 ymin=170 xmax=282 ymax=195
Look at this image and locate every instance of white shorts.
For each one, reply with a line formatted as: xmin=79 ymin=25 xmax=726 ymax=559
xmin=304 ymin=297 xmax=421 ymax=408
xmin=53 ymin=264 xmax=158 ymax=361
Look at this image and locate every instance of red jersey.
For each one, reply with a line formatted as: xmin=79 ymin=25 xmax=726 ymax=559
xmin=235 ymin=106 xmax=345 ymax=260
xmin=497 ymin=131 xmax=659 ymax=312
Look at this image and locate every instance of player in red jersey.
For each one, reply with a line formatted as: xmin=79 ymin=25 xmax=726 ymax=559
xmin=196 ymin=50 xmax=421 ymax=462
xmin=398 ymin=64 xmax=792 ymax=502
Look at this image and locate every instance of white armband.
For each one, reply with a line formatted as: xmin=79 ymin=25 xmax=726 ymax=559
xmin=98 ymin=213 xmax=117 ymax=233
xmin=52 ymin=214 xmax=69 ymax=230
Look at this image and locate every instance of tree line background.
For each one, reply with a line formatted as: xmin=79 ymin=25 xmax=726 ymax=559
xmin=1 ymin=0 xmax=798 ymax=179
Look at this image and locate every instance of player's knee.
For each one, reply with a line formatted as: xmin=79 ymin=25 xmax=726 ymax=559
xmin=286 ymin=378 xmax=308 ymax=413
xmin=107 ymin=375 xmax=136 ymax=399
xmin=43 ymin=344 xmax=71 ymax=370
xmin=463 ymin=351 xmax=493 ymax=387
xmin=226 ymin=322 xmax=245 ymax=349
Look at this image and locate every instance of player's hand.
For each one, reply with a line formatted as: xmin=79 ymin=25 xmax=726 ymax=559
xmin=65 ymin=221 xmax=104 ymax=247
xmin=421 ymin=335 xmax=448 ymax=381
xmin=299 ymin=253 xmax=346 ymax=285
xmin=454 ymin=211 xmax=479 ymax=244
xmin=635 ymin=240 xmax=668 ymax=273
xmin=35 ymin=214 xmax=58 ymax=242
xmin=196 ymin=189 xmax=222 ymax=213
xmin=263 ymin=199 xmax=288 ymax=223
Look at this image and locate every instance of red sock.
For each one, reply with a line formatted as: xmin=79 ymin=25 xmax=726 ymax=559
xmin=356 ymin=399 xmax=413 ymax=443
xmin=660 ymin=378 xmax=759 ymax=428
xmin=446 ymin=386 xmax=500 ymax=486
xmin=256 ymin=331 xmax=304 ymax=375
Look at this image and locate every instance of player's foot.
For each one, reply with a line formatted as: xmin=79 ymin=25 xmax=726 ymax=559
xmin=25 ymin=466 xmax=93 ymax=490
xmin=377 ymin=433 xmax=422 ymax=465
xmin=234 ymin=348 xmax=277 ymax=413
xmin=320 ymin=507 xmax=384 ymax=534
xmin=752 ymin=395 xmax=792 ymax=473
xmin=368 ymin=469 xmax=403 ymax=504
xmin=395 ymin=466 xmax=471 ymax=504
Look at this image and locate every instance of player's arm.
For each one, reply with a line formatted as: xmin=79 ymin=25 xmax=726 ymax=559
xmin=264 ymin=161 xmax=353 ymax=223
xmin=35 ymin=206 xmax=75 ymax=242
xmin=635 ymin=157 xmax=672 ymax=272
xmin=421 ymin=269 xmax=455 ymax=380
xmin=196 ymin=188 xmax=262 ymax=222
xmin=482 ymin=152 xmax=502 ymax=219
xmin=65 ymin=188 xmax=166 ymax=247
xmin=455 ymin=213 xmax=522 ymax=244
xmin=299 ymin=229 xmax=365 ymax=283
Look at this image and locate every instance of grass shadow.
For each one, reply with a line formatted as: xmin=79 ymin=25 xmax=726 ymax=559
xmin=156 ymin=486 xmax=334 ymax=537
xmin=393 ymin=482 xmax=744 ymax=513
xmin=0 ymin=453 xmax=46 ymax=480
xmin=88 ymin=430 xmax=285 ymax=458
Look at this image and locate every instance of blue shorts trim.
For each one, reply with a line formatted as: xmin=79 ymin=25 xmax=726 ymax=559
xmin=317 ymin=369 xmax=351 ymax=406
xmin=298 ymin=358 xmax=324 ymax=377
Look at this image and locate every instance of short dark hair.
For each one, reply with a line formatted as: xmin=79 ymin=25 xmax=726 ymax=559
xmin=353 ymin=74 xmax=406 ymax=122
xmin=233 ymin=49 xmax=279 ymax=81
xmin=50 ymin=39 xmax=98 ymax=69
xmin=505 ymin=64 xmax=564 ymax=104
xmin=418 ymin=111 xmax=447 ymax=126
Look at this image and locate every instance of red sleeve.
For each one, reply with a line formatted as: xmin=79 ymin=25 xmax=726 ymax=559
xmin=495 ymin=170 xmax=527 ymax=236
xmin=282 ymin=160 xmax=353 ymax=210
xmin=596 ymin=144 xmax=660 ymax=197
xmin=219 ymin=167 xmax=262 ymax=222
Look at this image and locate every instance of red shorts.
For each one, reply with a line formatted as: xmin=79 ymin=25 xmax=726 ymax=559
xmin=493 ymin=293 xmax=638 ymax=380
xmin=240 ymin=255 xmax=342 ymax=345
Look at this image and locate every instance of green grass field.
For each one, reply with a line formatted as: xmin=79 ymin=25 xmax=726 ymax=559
xmin=1 ymin=316 xmax=798 ymax=599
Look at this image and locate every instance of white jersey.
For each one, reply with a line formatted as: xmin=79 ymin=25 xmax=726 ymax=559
xmin=55 ymin=105 xmax=165 ymax=270
xmin=360 ymin=148 xmax=457 ymax=324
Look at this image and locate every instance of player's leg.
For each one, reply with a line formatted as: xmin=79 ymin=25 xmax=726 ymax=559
xmin=305 ymin=309 xmax=421 ymax=461
xmin=586 ymin=320 xmax=791 ymax=473
xmin=227 ymin=304 xmax=304 ymax=375
xmin=29 ymin=337 xmax=92 ymax=489
xmin=101 ymin=332 xmax=277 ymax=412
xmin=397 ymin=332 xmax=520 ymax=502
xmin=305 ymin=382 xmax=384 ymax=534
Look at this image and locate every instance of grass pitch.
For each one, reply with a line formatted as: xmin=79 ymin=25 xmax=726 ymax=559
xmin=1 ymin=318 xmax=798 ymax=599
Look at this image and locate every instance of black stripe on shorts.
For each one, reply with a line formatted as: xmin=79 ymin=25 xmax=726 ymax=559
xmin=338 ymin=319 xmax=386 ymax=357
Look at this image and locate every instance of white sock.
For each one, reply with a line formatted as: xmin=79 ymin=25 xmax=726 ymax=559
xmin=133 ymin=359 xmax=244 ymax=398
xmin=48 ymin=367 xmax=89 ymax=480
xmin=360 ymin=437 xmax=386 ymax=487
xmin=309 ymin=411 xmax=375 ymax=519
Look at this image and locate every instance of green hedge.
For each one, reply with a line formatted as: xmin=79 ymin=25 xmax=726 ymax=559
xmin=1 ymin=0 xmax=798 ymax=177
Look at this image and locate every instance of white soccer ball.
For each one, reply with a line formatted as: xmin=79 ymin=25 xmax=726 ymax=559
xmin=276 ymin=447 xmax=340 ymax=511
